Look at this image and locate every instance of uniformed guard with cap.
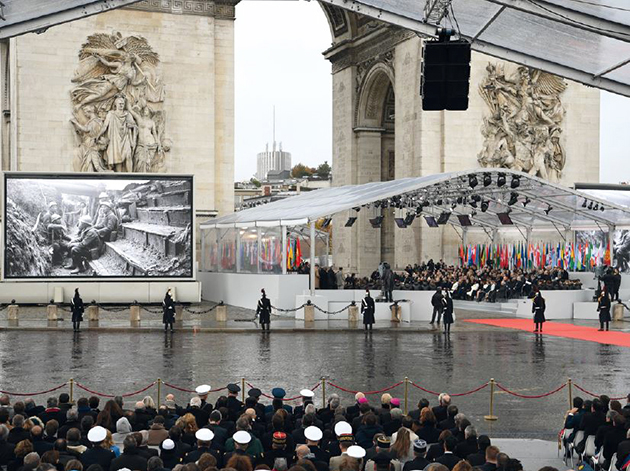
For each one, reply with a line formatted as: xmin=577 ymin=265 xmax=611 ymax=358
xmin=327 ymin=421 xmax=353 ymax=457
xmin=262 ymin=431 xmax=292 ymax=468
xmin=294 ymin=388 xmax=315 ymax=419
xmin=226 ymin=383 xmax=243 ymax=422
xmin=159 ymin=439 xmax=180 ymax=470
xmin=195 ymin=384 xmax=214 ymax=413
xmin=361 ymin=290 xmax=375 ymax=331
xmin=264 ymin=388 xmax=293 ymax=414
xmin=224 ymin=430 xmax=256 ymax=467
xmin=256 ymin=289 xmax=272 ymax=331
xmin=305 ymin=426 xmax=329 ymax=464
xmin=248 ymin=388 xmax=266 ymax=419
xmin=365 ymin=437 xmax=396 ymax=471
xmin=185 ymin=428 xmax=220 ymax=464
xmin=80 ymin=426 xmax=115 ymax=470
xmin=403 ymin=439 xmax=429 ymax=471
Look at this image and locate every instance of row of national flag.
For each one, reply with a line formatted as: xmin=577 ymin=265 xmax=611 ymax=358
xmin=459 ymin=241 xmax=611 ymax=271
xmin=211 ymin=237 xmax=303 ymax=271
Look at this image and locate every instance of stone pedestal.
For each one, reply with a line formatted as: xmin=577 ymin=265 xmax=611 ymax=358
xmin=390 ymin=304 xmax=401 ymax=322
xmin=304 ymin=304 xmax=315 ymax=323
xmin=7 ymin=304 xmax=18 ymax=321
xmin=130 ymin=305 xmax=141 ymax=324
xmin=175 ymin=305 xmax=184 ymax=326
xmin=348 ymin=305 xmax=359 ymax=323
xmin=47 ymin=304 xmax=58 ymax=321
xmin=87 ymin=305 xmax=99 ymax=321
xmin=215 ymin=305 xmax=227 ymax=322
xmin=613 ymin=303 xmax=624 ymax=321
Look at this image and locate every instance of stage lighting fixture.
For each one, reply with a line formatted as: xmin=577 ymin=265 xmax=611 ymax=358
xmin=588 ymin=201 xmax=593 ymax=210
xmin=345 ymin=217 xmax=357 ymax=227
xmin=404 ymin=213 xmax=416 ymax=226
xmin=497 ymin=173 xmax=506 ymax=187
xmin=483 ymin=173 xmax=492 ymax=187
xmin=321 ymin=217 xmax=332 ymax=228
xmin=511 ymin=176 xmax=520 ymax=189
xmin=451 ymin=203 xmax=457 ymax=209
xmin=456 ymin=196 xmax=463 ymax=204
xmin=508 ymin=192 xmax=518 ymax=206
xmin=469 ymin=174 xmax=478 ymax=188
xmin=416 ymin=206 xmax=423 ymax=214
xmin=594 ymin=203 xmax=599 ymax=211
xmin=544 ymin=205 xmax=552 ymax=215
xmin=470 ymin=210 xmax=477 ymax=217
xmin=369 ymin=216 xmax=384 ymax=228
xmin=422 ymin=200 xmax=431 ymax=208
xmin=437 ymin=212 xmax=451 ymax=225
xmin=470 ymin=201 xmax=478 ymax=208
xmin=436 ymin=199 xmax=443 ymax=206
xmin=481 ymin=200 xmax=489 ymax=213
xmin=600 ymin=206 xmax=605 ymax=212
xmin=523 ymin=197 xmax=531 ymax=207
xmin=582 ymin=199 xmax=588 ymax=208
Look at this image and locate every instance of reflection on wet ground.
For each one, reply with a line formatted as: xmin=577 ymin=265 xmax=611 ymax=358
xmin=0 ymin=325 xmax=628 ymax=439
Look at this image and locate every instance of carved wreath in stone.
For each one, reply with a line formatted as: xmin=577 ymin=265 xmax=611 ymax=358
xmin=478 ymin=63 xmax=566 ymax=182
xmin=69 ymin=32 xmax=172 ymax=173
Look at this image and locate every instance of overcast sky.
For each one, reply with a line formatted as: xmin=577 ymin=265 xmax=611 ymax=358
xmin=235 ymin=1 xmax=630 ymax=184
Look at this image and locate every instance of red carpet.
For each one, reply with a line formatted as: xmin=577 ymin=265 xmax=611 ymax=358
xmin=464 ymin=319 xmax=630 ymax=347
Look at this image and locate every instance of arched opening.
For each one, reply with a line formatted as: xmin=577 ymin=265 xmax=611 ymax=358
xmin=355 ymin=64 xmax=396 ymax=267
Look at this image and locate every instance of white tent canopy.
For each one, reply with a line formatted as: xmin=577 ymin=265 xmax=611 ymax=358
xmin=319 ymin=0 xmax=630 ymax=97
xmin=203 ymin=169 xmax=630 ymax=232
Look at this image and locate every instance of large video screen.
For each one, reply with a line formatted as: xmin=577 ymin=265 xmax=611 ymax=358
xmin=4 ymin=173 xmax=193 ymax=279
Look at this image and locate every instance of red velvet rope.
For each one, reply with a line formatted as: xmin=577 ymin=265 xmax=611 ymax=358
xmin=495 ymin=382 xmax=566 ymax=399
xmin=409 ymin=381 xmax=489 ymax=397
xmin=0 ymin=383 xmax=67 ymax=396
xmin=162 ymin=382 xmax=227 ymax=394
xmin=75 ymin=381 xmax=156 ymax=398
xmin=572 ymin=383 xmax=627 ymax=401
xmin=246 ymin=382 xmax=321 ymax=401
xmin=326 ymin=381 xmax=404 ymax=395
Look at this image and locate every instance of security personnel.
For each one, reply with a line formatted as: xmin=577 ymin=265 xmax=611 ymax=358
xmin=361 ymin=290 xmax=375 ymax=331
xmin=598 ymin=285 xmax=612 ymax=331
xmin=256 ymin=289 xmax=272 ymax=331
xmin=226 ymin=383 xmax=243 ymax=422
xmin=532 ymin=289 xmax=546 ymax=333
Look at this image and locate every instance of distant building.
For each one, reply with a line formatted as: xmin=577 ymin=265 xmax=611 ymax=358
xmin=256 ymin=142 xmax=292 ymax=181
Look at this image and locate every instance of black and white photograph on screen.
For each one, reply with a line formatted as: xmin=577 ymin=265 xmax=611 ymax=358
xmin=4 ymin=174 xmax=193 ymax=278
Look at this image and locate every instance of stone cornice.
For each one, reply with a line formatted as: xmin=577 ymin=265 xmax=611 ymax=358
xmin=126 ymin=0 xmax=238 ymax=19
xmin=324 ymin=25 xmax=415 ymax=74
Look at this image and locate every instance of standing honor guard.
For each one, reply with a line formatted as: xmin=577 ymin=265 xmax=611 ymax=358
xmin=162 ymin=289 xmax=176 ymax=332
xmin=71 ymin=288 xmax=84 ymax=332
xmin=532 ymin=289 xmax=546 ymax=333
xmin=442 ymin=290 xmax=454 ymax=334
xmin=597 ymin=285 xmax=612 ymax=331
xmin=430 ymin=288 xmax=443 ymax=327
xmin=257 ymin=289 xmax=272 ymax=331
xmin=361 ymin=290 xmax=375 ymax=331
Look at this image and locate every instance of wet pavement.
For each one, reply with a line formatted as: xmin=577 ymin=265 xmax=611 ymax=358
xmin=0 ymin=305 xmax=629 ymax=441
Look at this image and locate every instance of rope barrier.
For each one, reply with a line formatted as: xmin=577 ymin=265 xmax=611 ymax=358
xmin=75 ymin=381 xmax=156 ymax=398
xmin=408 ymin=381 xmax=489 ymax=397
xmin=572 ymin=383 xmax=627 ymax=401
xmin=245 ymin=382 xmax=321 ymax=401
xmin=162 ymin=381 xmax=227 ymax=394
xmin=326 ymin=380 xmax=404 ymax=395
xmin=495 ymin=382 xmax=566 ymax=399
xmin=0 ymin=383 xmax=67 ymax=396
xmin=313 ymin=304 xmax=353 ymax=315
xmin=182 ymin=304 xmax=219 ymax=315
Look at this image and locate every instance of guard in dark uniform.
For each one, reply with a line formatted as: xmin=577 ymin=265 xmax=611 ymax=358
xmin=163 ymin=289 xmax=176 ymax=332
xmin=430 ymin=288 xmax=443 ymax=326
xmin=226 ymin=383 xmax=243 ymax=422
xmin=598 ymin=286 xmax=612 ymax=331
xmin=256 ymin=289 xmax=272 ymax=331
xmin=71 ymin=288 xmax=85 ymax=332
xmin=361 ymin=290 xmax=375 ymax=331
xmin=532 ymin=289 xmax=546 ymax=332
xmin=442 ymin=290 xmax=454 ymax=334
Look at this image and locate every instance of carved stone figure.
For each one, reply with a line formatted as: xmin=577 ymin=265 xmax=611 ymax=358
xmin=478 ymin=63 xmax=567 ymax=181
xmin=70 ymin=32 xmax=171 ymax=172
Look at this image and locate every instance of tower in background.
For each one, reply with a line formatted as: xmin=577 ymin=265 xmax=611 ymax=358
xmin=256 ymin=107 xmax=292 ymax=180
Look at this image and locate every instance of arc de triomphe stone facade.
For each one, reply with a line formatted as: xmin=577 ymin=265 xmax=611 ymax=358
xmin=319 ymin=6 xmax=600 ymax=275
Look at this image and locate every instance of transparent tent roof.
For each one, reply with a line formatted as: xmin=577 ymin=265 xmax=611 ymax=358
xmin=319 ymin=0 xmax=630 ymax=97
xmin=203 ymin=169 xmax=630 ymax=232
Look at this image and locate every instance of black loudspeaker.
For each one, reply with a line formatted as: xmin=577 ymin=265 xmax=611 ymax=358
xmin=421 ymin=40 xmax=471 ymax=111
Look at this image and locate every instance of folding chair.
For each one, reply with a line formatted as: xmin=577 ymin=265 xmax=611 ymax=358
xmin=570 ymin=430 xmax=585 ymax=468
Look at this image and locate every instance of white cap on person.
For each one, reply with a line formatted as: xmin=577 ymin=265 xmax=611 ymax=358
xmin=195 ymin=428 xmax=214 ymax=441
xmin=88 ymin=426 xmax=107 ymax=443
xmin=196 ymin=384 xmax=211 ymax=395
xmin=233 ymin=430 xmax=252 ymax=444
xmin=162 ymin=439 xmax=175 ymax=450
xmin=334 ymin=421 xmax=352 ymax=437
xmin=300 ymin=389 xmax=315 ymax=398
xmin=347 ymin=445 xmax=366 ymax=459
xmin=305 ymin=426 xmax=323 ymax=442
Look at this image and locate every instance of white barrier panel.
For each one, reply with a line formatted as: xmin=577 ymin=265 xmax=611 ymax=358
xmin=516 ymin=290 xmax=592 ymax=319
xmin=199 ymin=272 xmax=309 ymax=313
xmin=573 ymin=302 xmax=600 ymax=319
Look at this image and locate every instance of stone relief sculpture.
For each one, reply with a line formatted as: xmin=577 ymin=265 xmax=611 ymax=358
xmin=70 ymin=32 xmax=171 ymax=173
xmin=478 ymin=63 xmax=567 ymax=181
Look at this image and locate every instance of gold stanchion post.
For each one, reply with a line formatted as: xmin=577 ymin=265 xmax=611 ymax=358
xmin=69 ymin=378 xmax=74 ymax=404
xmin=567 ymin=378 xmax=573 ymax=409
xmin=484 ymin=378 xmax=498 ymax=421
xmin=241 ymin=378 xmax=246 ymax=403
xmin=404 ymin=377 xmax=409 ymax=415
xmin=321 ymin=377 xmax=326 ymax=409
xmin=157 ymin=378 xmax=162 ymax=406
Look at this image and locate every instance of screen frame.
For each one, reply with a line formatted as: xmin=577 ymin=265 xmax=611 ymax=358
xmin=424 ymin=216 xmax=438 ymax=228
xmin=2 ymin=171 xmax=196 ymax=282
xmin=497 ymin=212 xmax=514 ymax=225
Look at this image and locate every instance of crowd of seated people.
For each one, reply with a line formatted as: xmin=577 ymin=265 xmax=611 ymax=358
xmin=340 ymin=262 xmax=581 ymax=301
xmin=562 ymin=394 xmax=630 ymax=470
xmin=0 ymin=388 xmax=558 ymax=471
